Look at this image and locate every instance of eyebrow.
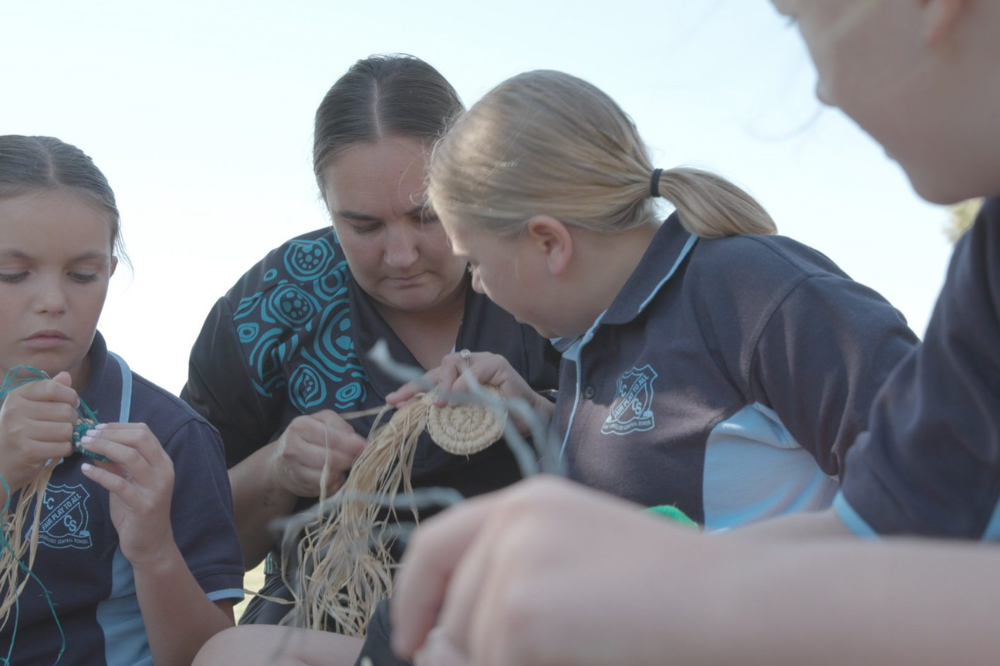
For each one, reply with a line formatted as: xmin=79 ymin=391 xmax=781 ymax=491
xmin=0 ymin=249 xmax=110 ymax=262
xmin=336 ymin=205 xmax=428 ymax=222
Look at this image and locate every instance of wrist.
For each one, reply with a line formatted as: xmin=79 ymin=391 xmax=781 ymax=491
xmin=263 ymin=440 xmax=290 ymax=494
xmin=129 ymin=539 xmax=183 ymax=577
xmin=261 ymin=442 xmax=299 ymax=505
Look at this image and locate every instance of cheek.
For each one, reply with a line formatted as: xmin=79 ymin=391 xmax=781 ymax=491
xmin=421 ymin=228 xmax=467 ymax=273
xmin=420 ymin=226 xmax=455 ymax=257
xmin=477 ymin=262 xmax=519 ymax=304
xmin=333 ymin=227 xmax=378 ymax=269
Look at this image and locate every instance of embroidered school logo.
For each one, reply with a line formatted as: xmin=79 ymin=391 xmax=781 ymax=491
xmin=37 ymin=484 xmax=93 ymax=549
xmin=601 ymin=365 xmax=658 ymax=436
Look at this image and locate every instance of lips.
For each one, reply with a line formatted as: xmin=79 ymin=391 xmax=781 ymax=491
xmin=388 ymin=272 xmax=426 ymax=283
xmin=24 ymin=330 xmax=69 ymax=349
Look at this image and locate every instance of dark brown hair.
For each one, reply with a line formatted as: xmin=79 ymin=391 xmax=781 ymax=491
xmin=313 ymin=54 xmax=463 ymax=193
xmin=0 ymin=135 xmax=127 ymax=260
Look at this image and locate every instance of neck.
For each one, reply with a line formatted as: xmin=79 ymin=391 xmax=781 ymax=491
xmin=569 ymin=222 xmax=661 ymax=327
xmin=373 ymin=279 xmax=468 ymax=370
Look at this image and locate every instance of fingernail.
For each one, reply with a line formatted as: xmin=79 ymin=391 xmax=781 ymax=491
xmin=81 ymin=435 xmax=93 ymax=444
xmin=86 ymin=429 xmax=98 ymax=437
xmin=95 ymin=423 xmax=107 ymax=430
xmin=81 ymin=462 xmax=93 ymax=472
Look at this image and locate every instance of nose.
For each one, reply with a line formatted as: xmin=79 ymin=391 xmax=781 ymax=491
xmin=384 ymin=223 xmax=418 ymax=270
xmin=34 ymin=277 xmax=68 ymax=315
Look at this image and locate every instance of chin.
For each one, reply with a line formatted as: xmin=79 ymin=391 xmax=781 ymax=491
xmin=907 ymin=171 xmax=983 ymax=206
xmin=382 ymin=289 xmax=442 ymax=312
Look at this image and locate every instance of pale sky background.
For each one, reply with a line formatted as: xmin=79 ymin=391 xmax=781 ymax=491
xmin=1 ymin=0 xmax=953 ymax=395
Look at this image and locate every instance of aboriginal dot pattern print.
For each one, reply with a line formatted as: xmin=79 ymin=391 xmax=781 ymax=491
xmin=233 ymin=234 xmax=369 ymax=414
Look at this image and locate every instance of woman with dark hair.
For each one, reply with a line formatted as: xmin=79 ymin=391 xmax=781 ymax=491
xmin=183 ymin=55 xmax=559 ymax=664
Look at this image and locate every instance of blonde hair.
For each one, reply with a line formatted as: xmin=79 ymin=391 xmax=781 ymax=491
xmin=428 ymin=70 xmax=775 ymax=239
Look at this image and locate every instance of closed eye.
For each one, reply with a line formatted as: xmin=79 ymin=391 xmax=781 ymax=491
xmin=351 ymin=222 xmax=380 ymax=235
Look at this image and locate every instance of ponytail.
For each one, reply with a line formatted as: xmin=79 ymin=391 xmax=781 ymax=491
xmin=654 ymin=167 xmax=776 ymax=238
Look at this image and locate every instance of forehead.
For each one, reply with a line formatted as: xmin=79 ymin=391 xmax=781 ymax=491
xmin=321 ymin=137 xmax=429 ymax=211
xmin=0 ymin=188 xmax=114 ymax=249
xmin=439 ymin=214 xmax=503 ymax=261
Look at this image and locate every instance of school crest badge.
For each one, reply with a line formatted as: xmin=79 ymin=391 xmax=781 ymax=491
xmin=602 ymin=365 xmax=658 ymax=436
xmin=37 ymin=484 xmax=93 ymax=549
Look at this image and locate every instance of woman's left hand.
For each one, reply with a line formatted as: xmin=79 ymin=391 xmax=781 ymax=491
xmin=80 ymin=423 xmax=176 ymax=567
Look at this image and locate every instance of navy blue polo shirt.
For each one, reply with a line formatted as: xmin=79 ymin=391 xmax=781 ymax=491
xmin=0 ymin=333 xmax=243 ymax=665
xmin=552 ymin=214 xmax=918 ymax=528
xmin=182 ymin=227 xmax=560 ymax=622
xmin=836 ymin=197 xmax=1000 ymax=539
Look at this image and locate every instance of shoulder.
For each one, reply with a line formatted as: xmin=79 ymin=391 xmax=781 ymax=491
xmin=128 ymin=372 xmax=222 ymax=447
xmin=692 ymin=233 xmax=850 ymax=284
xmin=979 ymin=195 xmax=1000 ymax=220
xmin=680 ymin=233 xmax=853 ymax=323
xmin=216 ymin=228 xmax=355 ymax=353
xmin=222 ymin=227 xmax=352 ymax=310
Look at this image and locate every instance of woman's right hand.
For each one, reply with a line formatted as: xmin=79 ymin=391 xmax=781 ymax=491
xmin=267 ymin=410 xmax=367 ymax=499
xmin=0 ymin=371 xmax=78 ymax=495
xmin=386 ymin=351 xmax=554 ymax=433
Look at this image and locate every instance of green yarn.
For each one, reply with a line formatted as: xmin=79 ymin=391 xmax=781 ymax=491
xmin=644 ymin=504 xmax=699 ymax=529
xmin=0 ymin=366 xmax=109 ymax=463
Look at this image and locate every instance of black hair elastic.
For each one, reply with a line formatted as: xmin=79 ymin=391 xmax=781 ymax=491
xmin=649 ymin=168 xmax=663 ymax=198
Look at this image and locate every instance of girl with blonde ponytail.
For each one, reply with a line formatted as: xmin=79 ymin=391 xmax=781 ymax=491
xmin=393 ymin=4 xmax=1000 ymax=664
xmin=393 ymin=69 xmax=917 ymax=529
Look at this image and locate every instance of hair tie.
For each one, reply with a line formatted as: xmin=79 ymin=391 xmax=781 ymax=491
xmin=649 ymin=168 xmax=663 ymax=198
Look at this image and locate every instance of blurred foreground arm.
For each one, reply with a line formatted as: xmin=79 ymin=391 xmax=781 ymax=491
xmin=392 ymin=476 xmax=1000 ymax=666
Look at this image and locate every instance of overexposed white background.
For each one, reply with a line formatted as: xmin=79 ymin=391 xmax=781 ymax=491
xmin=1 ymin=0 xmax=952 ymax=394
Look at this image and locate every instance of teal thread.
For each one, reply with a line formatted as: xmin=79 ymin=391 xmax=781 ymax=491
xmin=644 ymin=504 xmax=699 ymax=529
xmin=0 ymin=366 xmax=109 ymax=464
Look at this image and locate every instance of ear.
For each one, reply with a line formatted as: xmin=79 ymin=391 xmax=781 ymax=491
xmin=109 ymin=256 xmax=118 ymax=277
xmin=524 ymin=215 xmax=573 ymax=277
xmin=921 ymin=0 xmax=968 ymax=48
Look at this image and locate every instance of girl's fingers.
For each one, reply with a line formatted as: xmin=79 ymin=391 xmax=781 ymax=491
xmin=23 ymin=420 xmax=76 ymax=447
xmin=21 ymin=401 xmax=80 ymax=427
xmin=392 ymin=495 xmax=499 ymax=656
xmin=414 ymin=629 xmax=470 ymax=666
xmin=92 ymin=423 xmax=169 ymax=467
xmin=81 ymin=461 xmax=141 ymax=506
xmin=78 ymin=434 xmax=157 ymax=486
xmin=19 ymin=377 xmax=79 ymax=406
xmin=24 ymin=439 xmax=78 ymax=462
